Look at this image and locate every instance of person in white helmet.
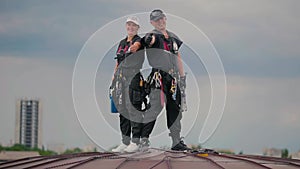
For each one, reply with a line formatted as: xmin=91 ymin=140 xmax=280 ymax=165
xmin=111 ymin=16 xmax=151 ymax=153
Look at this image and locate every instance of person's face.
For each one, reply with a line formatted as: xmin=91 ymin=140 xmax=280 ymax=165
xmin=151 ymin=17 xmax=167 ymax=31
xmin=126 ymin=22 xmax=139 ymax=36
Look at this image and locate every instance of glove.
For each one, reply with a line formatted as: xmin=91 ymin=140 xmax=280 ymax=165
xmin=144 ymin=33 xmax=153 ymax=46
xmin=116 ymin=55 xmax=125 ymax=63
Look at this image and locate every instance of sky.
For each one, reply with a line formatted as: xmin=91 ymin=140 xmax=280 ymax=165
xmin=0 ymin=0 xmax=300 ymax=154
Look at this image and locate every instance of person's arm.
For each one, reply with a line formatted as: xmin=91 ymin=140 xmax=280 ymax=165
xmin=129 ymin=41 xmax=141 ymax=52
xmin=112 ymin=42 xmax=122 ymax=80
xmin=113 ymin=62 xmax=118 ymax=74
xmin=143 ymin=33 xmax=156 ymax=47
xmin=110 ymin=62 xmax=118 ymax=82
xmin=177 ymin=52 xmax=184 ymax=77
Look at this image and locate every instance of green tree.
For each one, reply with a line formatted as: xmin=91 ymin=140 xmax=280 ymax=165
xmin=281 ymin=148 xmax=289 ymax=158
xmin=63 ymin=147 xmax=83 ymax=154
xmin=191 ymin=144 xmax=202 ymax=150
xmin=0 ymin=144 xmax=57 ymax=156
xmin=38 ymin=149 xmax=57 ymax=156
xmin=8 ymin=144 xmax=31 ymax=151
xmin=218 ymin=150 xmax=235 ymax=155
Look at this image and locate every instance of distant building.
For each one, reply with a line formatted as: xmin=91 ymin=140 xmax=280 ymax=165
xmin=47 ymin=143 xmax=65 ymax=154
xmin=292 ymin=151 xmax=300 ymax=159
xmin=83 ymin=144 xmax=98 ymax=152
xmin=263 ymin=148 xmax=282 ymax=157
xmin=15 ymin=99 xmax=42 ymax=148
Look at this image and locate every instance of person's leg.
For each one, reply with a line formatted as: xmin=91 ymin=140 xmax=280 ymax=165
xmin=138 ymin=120 xmax=155 ymax=151
xmin=112 ymin=112 xmax=131 ymax=152
xmin=126 ymin=116 xmax=142 ymax=152
xmin=140 ymin=70 xmax=163 ymax=149
xmin=111 ymin=70 xmax=131 ymax=152
xmin=124 ymin=73 xmax=144 ymax=152
xmin=161 ymin=73 xmax=181 ymax=135
xmin=127 ymin=73 xmax=144 ymax=144
xmin=165 ymin=83 xmax=182 ymax=147
xmin=119 ymin=113 xmax=131 ymax=145
xmin=162 ymin=72 xmax=190 ymax=150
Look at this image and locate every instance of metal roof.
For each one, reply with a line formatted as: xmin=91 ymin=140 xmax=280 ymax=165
xmin=1 ymin=148 xmax=300 ymax=169
xmin=0 ymin=151 xmax=40 ymax=161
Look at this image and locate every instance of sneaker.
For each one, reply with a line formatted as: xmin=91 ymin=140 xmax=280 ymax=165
xmin=112 ymin=143 xmax=128 ymax=152
xmin=171 ymin=140 xmax=191 ymax=151
xmin=124 ymin=142 xmax=139 ymax=153
xmin=140 ymin=138 xmax=150 ymax=152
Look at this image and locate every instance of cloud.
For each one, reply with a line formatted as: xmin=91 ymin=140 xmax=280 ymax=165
xmin=0 ymin=0 xmax=299 ymax=153
xmin=0 ymin=0 xmax=142 ymax=58
xmin=207 ymin=75 xmax=300 ymax=154
xmin=130 ymin=0 xmax=300 ymax=78
xmin=1 ymin=0 xmax=299 ymax=77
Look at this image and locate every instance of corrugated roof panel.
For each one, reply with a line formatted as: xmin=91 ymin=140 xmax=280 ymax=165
xmin=1 ymin=149 xmax=300 ymax=169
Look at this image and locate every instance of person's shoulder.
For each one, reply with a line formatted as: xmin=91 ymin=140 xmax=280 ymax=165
xmin=167 ymin=30 xmax=183 ymax=47
xmin=150 ymin=29 xmax=158 ymax=33
xmin=118 ymin=37 xmax=127 ymax=44
xmin=132 ymin=35 xmax=142 ymax=42
xmin=167 ymin=30 xmax=180 ymax=40
xmin=148 ymin=29 xmax=161 ymax=35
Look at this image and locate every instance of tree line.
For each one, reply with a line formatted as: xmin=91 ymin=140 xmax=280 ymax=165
xmin=0 ymin=144 xmax=96 ymax=156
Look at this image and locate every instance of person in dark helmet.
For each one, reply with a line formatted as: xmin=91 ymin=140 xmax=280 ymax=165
xmin=143 ymin=9 xmax=191 ymax=151
xmin=111 ymin=16 xmax=151 ymax=153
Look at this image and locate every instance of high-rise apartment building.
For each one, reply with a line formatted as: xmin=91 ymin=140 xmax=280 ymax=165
xmin=15 ymin=99 xmax=42 ymax=148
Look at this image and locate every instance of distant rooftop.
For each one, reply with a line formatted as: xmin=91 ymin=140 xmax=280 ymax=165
xmin=0 ymin=151 xmax=39 ymax=161
xmin=1 ymin=148 xmax=300 ymax=169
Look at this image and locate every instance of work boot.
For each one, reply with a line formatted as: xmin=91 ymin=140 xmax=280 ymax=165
xmin=171 ymin=139 xmax=191 ymax=151
xmin=112 ymin=143 xmax=128 ymax=153
xmin=140 ymin=138 xmax=150 ymax=152
xmin=170 ymin=134 xmax=191 ymax=151
xmin=124 ymin=142 xmax=139 ymax=153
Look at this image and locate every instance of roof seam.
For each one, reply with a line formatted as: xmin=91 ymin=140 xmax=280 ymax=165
xmin=218 ymin=154 xmax=272 ymax=169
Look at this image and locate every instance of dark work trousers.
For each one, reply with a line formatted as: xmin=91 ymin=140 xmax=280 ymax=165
xmin=119 ymin=72 xmax=151 ymax=145
xmin=141 ymin=88 xmax=161 ymax=138
xmin=119 ymin=72 xmax=141 ymax=145
xmin=148 ymin=69 xmax=182 ymax=140
xmin=119 ymin=112 xmax=131 ymax=145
